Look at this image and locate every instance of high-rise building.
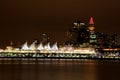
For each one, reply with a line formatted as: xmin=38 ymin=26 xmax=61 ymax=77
xmin=96 ymin=32 xmax=110 ymax=48
xmin=73 ymin=21 xmax=86 ymax=28
xmin=88 ymin=17 xmax=97 ymax=45
xmin=65 ymin=17 xmax=98 ymax=47
xmin=65 ymin=20 xmax=89 ymax=46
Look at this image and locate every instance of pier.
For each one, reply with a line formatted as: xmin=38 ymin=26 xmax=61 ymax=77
xmin=0 ymin=51 xmax=120 ymax=64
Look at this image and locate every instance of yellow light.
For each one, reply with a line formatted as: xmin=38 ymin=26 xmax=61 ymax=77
xmin=89 ymin=27 xmax=94 ymax=31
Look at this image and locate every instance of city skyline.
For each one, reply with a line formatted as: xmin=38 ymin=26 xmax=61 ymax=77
xmin=0 ymin=0 xmax=120 ymax=47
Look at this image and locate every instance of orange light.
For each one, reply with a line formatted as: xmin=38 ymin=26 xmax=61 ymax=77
xmin=89 ymin=27 xmax=94 ymax=31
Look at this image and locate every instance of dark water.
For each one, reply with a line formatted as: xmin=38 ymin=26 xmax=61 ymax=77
xmin=0 ymin=59 xmax=120 ymax=80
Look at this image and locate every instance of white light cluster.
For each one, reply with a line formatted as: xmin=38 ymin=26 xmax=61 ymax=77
xmin=21 ymin=42 xmax=29 ymax=50
xmin=1 ymin=42 xmax=96 ymax=54
xmin=21 ymin=41 xmax=59 ymax=51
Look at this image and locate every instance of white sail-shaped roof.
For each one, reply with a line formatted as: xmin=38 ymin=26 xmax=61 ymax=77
xmin=51 ymin=42 xmax=58 ymax=50
xmin=44 ymin=43 xmax=51 ymax=50
xmin=37 ymin=43 xmax=44 ymax=50
xmin=21 ymin=42 xmax=29 ymax=50
xmin=29 ymin=41 xmax=36 ymax=50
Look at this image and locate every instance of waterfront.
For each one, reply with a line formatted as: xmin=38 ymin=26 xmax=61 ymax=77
xmin=0 ymin=59 xmax=120 ymax=80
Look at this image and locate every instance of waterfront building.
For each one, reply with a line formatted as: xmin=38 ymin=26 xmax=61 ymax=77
xmin=21 ymin=41 xmax=59 ymax=51
xmin=29 ymin=41 xmax=37 ymax=50
xmin=51 ymin=42 xmax=59 ymax=50
xmin=21 ymin=42 xmax=29 ymax=50
xmin=44 ymin=43 xmax=51 ymax=50
xmin=37 ymin=43 xmax=44 ymax=50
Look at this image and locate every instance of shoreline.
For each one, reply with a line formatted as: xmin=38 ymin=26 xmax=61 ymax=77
xmin=0 ymin=57 xmax=120 ymax=60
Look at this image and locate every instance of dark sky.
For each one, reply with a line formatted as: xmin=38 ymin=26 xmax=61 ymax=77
xmin=0 ymin=0 xmax=120 ymax=47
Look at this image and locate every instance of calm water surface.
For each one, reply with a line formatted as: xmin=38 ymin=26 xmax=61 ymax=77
xmin=0 ymin=59 xmax=120 ymax=80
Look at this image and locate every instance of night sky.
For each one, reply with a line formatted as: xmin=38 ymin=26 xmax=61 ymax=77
xmin=0 ymin=0 xmax=120 ymax=47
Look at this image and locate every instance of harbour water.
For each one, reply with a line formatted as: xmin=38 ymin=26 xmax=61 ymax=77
xmin=0 ymin=59 xmax=120 ymax=80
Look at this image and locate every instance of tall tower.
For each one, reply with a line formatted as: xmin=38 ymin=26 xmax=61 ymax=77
xmin=88 ymin=17 xmax=97 ymax=45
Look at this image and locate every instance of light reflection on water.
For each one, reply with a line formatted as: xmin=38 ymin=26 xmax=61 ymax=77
xmin=0 ymin=59 xmax=120 ymax=80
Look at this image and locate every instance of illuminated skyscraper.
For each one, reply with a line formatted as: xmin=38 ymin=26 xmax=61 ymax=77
xmin=73 ymin=21 xmax=85 ymax=28
xmin=88 ymin=17 xmax=97 ymax=45
xmin=65 ymin=20 xmax=89 ymax=46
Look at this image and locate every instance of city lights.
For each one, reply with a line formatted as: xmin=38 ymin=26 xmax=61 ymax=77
xmin=0 ymin=17 xmax=119 ymax=59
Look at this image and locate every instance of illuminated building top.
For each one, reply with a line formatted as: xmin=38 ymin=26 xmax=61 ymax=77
xmin=89 ymin=17 xmax=95 ymax=31
xmin=89 ymin=17 xmax=94 ymax=24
